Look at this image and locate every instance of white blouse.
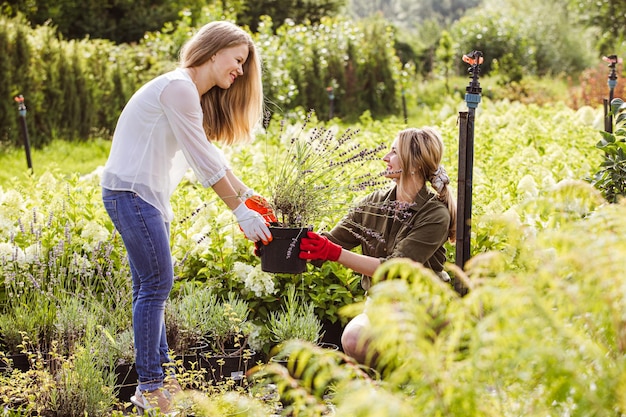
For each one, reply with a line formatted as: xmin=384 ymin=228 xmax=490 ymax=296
xmin=101 ymin=68 xmax=229 ymax=222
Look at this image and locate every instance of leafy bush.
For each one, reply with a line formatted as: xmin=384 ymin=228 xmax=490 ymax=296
xmin=0 ymin=98 xmax=616 ymax=415
xmin=450 ymin=0 xmax=594 ymax=77
xmin=589 ymin=97 xmax=626 ymax=202
xmin=0 ymin=8 xmax=408 ymax=147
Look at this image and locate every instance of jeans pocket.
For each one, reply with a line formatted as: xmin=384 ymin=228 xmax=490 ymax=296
xmin=103 ymin=197 xmax=120 ymax=231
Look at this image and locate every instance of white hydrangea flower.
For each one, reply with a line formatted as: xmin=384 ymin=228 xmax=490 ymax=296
xmin=0 ymin=242 xmax=26 ymax=264
xmin=232 ymin=261 xmax=254 ymax=282
xmin=0 ymin=215 xmax=18 ymax=239
xmin=188 ymin=232 xmax=211 ymax=256
xmin=0 ymin=189 xmax=26 ymax=213
xmin=222 ymin=234 xmax=235 ymax=251
xmin=232 ymin=261 xmax=276 ymax=297
xmin=24 ymin=244 xmax=40 ymax=263
xmin=242 ymin=264 xmax=276 ymax=297
xmin=246 ymin=323 xmax=265 ymax=352
xmin=80 ymin=221 xmax=110 ymax=252
xmin=37 ymin=171 xmax=58 ymax=190
xmin=517 ymin=174 xmax=538 ymax=199
xmin=216 ymin=209 xmax=234 ymax=228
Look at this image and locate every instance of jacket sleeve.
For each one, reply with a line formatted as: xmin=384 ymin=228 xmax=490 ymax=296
xmin=323 ymin=195 xmax=370 ymax=250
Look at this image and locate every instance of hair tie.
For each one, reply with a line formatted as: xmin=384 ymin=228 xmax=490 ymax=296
xmin=430 ymin=166 xmax=449 ymax=194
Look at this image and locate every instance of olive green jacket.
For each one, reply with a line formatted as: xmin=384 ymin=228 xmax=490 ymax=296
xmin=325 ymin=185 xmax=450 ymax=286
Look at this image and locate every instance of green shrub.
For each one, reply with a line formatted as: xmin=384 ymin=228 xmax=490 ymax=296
xmin=589 ymin=97 xmax=626 ymax=202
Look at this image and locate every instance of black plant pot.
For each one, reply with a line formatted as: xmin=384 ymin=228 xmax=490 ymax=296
xmin=260 ymin=227 xmax=308 ymax=274
xmin=3 ymin=353 xmax=31 ymax=372
xmin=176 ymin=340 xmax=210 ymax=371
xmin=114 ymin=362 xmax=138 ymax=402
xmin=202 ymin=349 xmax=256 ymax=383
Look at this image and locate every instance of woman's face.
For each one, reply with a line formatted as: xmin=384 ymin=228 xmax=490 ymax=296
xmin=382 ymin=138 xmax=402 ymax=180
xmin=212 ymin=43 xmax=249 ymax=89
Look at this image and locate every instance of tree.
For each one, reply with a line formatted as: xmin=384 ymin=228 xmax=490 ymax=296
xmin=238 ymin=0 xmax=345 ymax=32
xmin=347 ymin=0 xmax=480 ymax=28
xmin=568 ymin=0 xmax=626 ymax=55
xmin=0 ymin=0 xmax=185 ymax=43
xmin=435 ymin=30 xmax=454 ymax=92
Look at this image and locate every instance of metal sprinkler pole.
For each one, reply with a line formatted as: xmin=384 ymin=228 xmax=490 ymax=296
xmin=401 ymin=88 xmax=408 ymax=123
xmin=326 ymin=86 xmax=335 ymax=120
xmin=14 ymin=95 xmax=33 ymax=172
xmin=454 ymin=51 xmax=483 ymax=296
xmin=603 ymin=55 xmax=621 ymax=133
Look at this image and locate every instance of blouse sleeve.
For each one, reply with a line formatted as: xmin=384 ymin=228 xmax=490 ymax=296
xmin=160 ymin=80 xmax=229 ymax=187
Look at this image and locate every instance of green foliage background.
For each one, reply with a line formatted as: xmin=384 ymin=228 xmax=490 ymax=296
xmin=0 ymin=0 xmax=615 ymax=149
xmin=2 ymin=0 xmax=626 ymax=413
xmin=0 ymin=97 xmax=618 ymax=415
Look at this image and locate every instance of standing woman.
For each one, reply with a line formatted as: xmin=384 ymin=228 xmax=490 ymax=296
xmin=299 ymin=127 xmax=456 ymax=364
xmin=101 ymin=21 xmax=272 ymax=413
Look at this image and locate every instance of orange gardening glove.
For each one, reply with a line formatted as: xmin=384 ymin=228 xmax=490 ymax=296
xmin=244 ymin=195 xmax=277 ymax=224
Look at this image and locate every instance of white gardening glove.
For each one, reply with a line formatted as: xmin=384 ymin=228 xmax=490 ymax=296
xmin=233 ymin=202 xmax=272 ymax=243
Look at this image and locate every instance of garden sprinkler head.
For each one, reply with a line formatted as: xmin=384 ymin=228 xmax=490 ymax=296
xmin=463 ymin=51 xmax=483 ymax=102
xmin=603 ymin=55 xmax=621 ymax=86
xmin=603 ymin=55 xmax=622 ymax=68
xmin=462 ymin=51 xmax=484 ymax=67
xmin=14 ymin=94 xmax=26 ymax=115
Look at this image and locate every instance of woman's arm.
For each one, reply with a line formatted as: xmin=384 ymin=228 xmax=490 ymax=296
xmin=335 ymin=249 xmax=382 ymax=277
xmin=224 ymin=169 xmax=250 ymax=197
xmin=300 ymin=231 xmax=381 ymax=276
xmin=211 ymin=176 xmax=243 ymax=210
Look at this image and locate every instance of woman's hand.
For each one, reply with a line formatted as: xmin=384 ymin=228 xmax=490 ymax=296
xmin=244 ymin=193 xmax=277 ymax=223
xmin=299 ymin=231 xmax=342 ymax=261
xmin=233 ymin=203 xmax=272 ymax=243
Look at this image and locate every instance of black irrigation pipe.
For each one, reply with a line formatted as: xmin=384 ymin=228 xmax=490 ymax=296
xmin=14 ymin=94 xmax=33 ymax=173
xmin=454 ymin=50 xmax=483 ymax=296
xmin=603 ymin=55 xmax=621 ymax=134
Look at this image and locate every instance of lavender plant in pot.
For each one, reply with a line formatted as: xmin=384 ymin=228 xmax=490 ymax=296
xmin=258 ymin=112 xmax=386 ymax=274
xmin=202 ymin=292 xmax=256 ymax=383
xmin=266 ymin=284 xmax=325 ymax=365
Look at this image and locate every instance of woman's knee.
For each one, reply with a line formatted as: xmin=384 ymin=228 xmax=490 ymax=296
xmin=341 ymin=314 xmax=370 ymax=361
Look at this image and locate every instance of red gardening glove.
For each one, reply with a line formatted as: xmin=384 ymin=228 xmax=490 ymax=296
xmin=245 ymin=195 xmax=278 ymax=224
xmin=253 ymin=241 xmax=264 ymax=257
xmin=299 ymin=231 xmax=342 ymax=262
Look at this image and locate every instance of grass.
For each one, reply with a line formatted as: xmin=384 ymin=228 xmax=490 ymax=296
xmin=0 ymin=138 xmax=111 ymax=187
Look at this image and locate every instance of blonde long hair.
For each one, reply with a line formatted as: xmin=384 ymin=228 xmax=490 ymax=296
xmin=396 ymin=127 xmax=457 ymax=241
xmin=179 ymin=21 xmax=263 ymax=145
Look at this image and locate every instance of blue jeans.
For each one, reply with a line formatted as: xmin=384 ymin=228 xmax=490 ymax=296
xmin=102 ymin=188 xmax=173 ymax=392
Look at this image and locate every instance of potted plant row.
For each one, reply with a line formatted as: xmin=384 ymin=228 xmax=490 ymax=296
xmin=166 ymin=284 xmax=256 ymax=384
xmin=265 ymin=285 xmax=339 ymax=367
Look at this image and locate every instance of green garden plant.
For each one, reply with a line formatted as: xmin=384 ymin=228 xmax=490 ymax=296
xmin=204 ymin=292 xmax=254 ymax=356
xmin=0 ymin=339 xmax=119 ymax=416
xmin=0 ymin=98 xmax=610 ymax=415
xmin=266 ymin=285 xmax=323 ymax=346
xmin=166 ymin=283 xmax=218 ymax=354
xmin=590 ymin=97 xmax=626 ymax=202
xmin=0 ymin=292 xmax=56 ymax=355
xmin=262 ymin=111 xmax=387 ymax=228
